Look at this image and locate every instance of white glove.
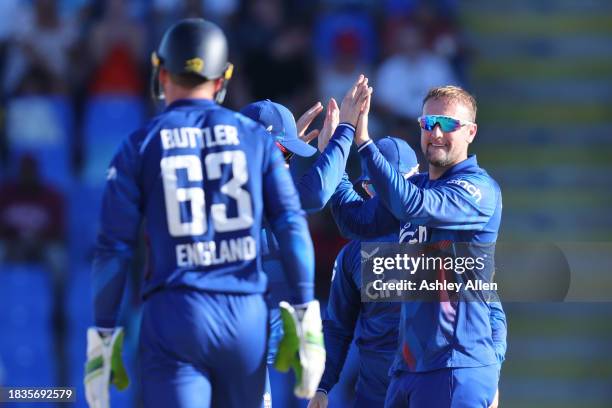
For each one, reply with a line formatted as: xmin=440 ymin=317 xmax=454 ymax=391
xmin=307 ymin=390 xmax=329 ymax=408
xmin=274 ymin=300 xmax=326 ymax=399
xmin=84 ymin=327 xmax=129 ymax=408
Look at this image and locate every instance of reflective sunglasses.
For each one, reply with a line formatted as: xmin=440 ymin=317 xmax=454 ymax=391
xmin=275 ymin=141 xmax=295 ymax=163
xmin=417 ymin=115 xmax=474 ymax=132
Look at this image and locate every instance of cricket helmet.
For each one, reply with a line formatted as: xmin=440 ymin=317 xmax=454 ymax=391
xmin=151 ymin=18 xmax=234 ymax=103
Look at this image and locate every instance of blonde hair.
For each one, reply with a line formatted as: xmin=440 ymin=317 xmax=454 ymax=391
xmin=422 ymin=85 xmax=477 ymax=121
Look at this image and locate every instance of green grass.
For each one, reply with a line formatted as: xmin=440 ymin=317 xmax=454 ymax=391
xmin=500 ymin=189 xmax=612 ymax=209
xmin=461 ymin=13 xmax=612 ymax=36
xmin=500 ymin=402 xmax=611 ymax=408
xmin=504 ymin=359 xmax=612 ymax=379
xmin=472 ymin=59 xmax=612 ymax=80
xmin=476 ymin=103 xmax=612 ymax=125
xmin=508 ymin=316 xmax=612 ymax=338
xmin=474 ymin=146 xmax=611 ymax=167
xmin=499 ymin=229 xmax=612 ymax=242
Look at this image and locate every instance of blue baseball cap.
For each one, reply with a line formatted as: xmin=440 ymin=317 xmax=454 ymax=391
xmin=240 ymin=99 xmax=317 ymax=157
xmin=357 ymin=136 xmax=419 ymax=183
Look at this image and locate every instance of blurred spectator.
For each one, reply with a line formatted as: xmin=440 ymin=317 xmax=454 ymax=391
xmin=384 ymin=0 xmax=459 ymax=19
xmin=150 ymin=0 xmax=199 ymax=72
xmin=233 ymin=0 xmax=315 ymax=110
xmin=382 ymin=2 xmax=466 ymax=81
xmin=1 ymin=0 xmax=78 ymax=96
xmin=0 ymin=153 xmax=68 ymax=384
xmin=312 ymin=7 xmax=379 ymax=133
xmin=87 ymin=0 xmax=146 ymax=95
xmin=0 ymin=154 xmax=65 ymax=263
xmin=313 ymin=8 xmax=377 ymax=65
xmin=152 ymin=0 xmax=238 ymax=31
xmin=0 ymin=0 xmax=24 ymax=91
xmin=317 ymin=30 xmax=372 ymax=103
xmin=317 ymin=0 xmax=378 ymax=9
xmin=375 ymin=23 xmax=456 ymax=128
xmin=200 ymin=0 xmax=239 ymax=23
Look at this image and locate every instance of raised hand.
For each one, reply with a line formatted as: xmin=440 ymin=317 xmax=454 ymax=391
xmin=297 ymin=101 xmax=324 ymax=144
xmin=338 ymin=74 xmax=370 ymax=127
xmin=318 ymin=98 xmax=339 ymax=152
xmin=354 ymin=86 xmax=373 ymax=146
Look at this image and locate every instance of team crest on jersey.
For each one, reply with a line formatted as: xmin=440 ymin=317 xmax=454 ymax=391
xmin=399 ymin=222 xmax=428 ymax=244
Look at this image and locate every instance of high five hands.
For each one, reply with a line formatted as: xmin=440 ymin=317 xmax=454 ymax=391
xmin=296 ymin=74 xmax=372 ymax=153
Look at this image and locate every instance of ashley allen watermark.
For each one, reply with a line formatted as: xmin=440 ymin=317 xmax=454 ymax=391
xmin=370 ymin=278 xmax=497 ymax=293
xmin=361 ymin=242 xmax=499 ymax=302
xmin=359 ymin=241 xmax=612 ymax=302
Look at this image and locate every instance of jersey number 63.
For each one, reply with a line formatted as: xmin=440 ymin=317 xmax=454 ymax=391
xmin=160 ymin=151 xmax=253 ymax=237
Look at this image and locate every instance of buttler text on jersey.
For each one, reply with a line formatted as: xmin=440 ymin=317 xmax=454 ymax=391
xmin=161 ymin=125 xmax=239 ymax=150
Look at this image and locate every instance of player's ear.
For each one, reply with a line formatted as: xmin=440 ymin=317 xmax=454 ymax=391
xmin=213 ymin=77 xmax=225 ymax=93
xmin=158 ymin=67 xmax=170 ymax=88
xmin=466 ymin=123 xmax=477 ymax=144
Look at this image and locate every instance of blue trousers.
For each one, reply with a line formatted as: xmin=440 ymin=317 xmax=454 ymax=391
xmin=267 ymin=307 xmax=283 ymax=365
xmin=385 ymin=365 xmax=499 ymax=408
xmin=354 ymin=391 xmax=386 ymax=408
xmin=354 ymin=349 xmax=395 ymax=407
xmin=140 ymin=289 xmax=268 ymax=408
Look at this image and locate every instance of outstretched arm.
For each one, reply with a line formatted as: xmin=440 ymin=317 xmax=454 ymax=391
xmin=93 ymin=131 xmax=143 ymax=328
xmin=262 ymin=136 xmax=315 ymax=304
xmin=296 ymin=76 xmax=372 ymax=212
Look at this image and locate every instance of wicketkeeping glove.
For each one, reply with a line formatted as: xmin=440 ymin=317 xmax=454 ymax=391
xmin=84 ymin=327 xmax=129 ymax=408
xmin=274 ymin=300 xmax=325 ymax=399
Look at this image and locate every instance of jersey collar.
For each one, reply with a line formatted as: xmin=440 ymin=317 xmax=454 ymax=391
xmin=438 ymin=155 xmax=479 ymax=180
xmin=164 ymin=98 xmax=216 ymax=111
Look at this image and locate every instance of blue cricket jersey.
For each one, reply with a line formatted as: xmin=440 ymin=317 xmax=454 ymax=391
xmin=320 ymin=235 xmax=401 ymax=401
xmin=320 ymin=237 xmax=506 ymax=399
xmin=261 ymin=123 xmax=355 ymax=306
xmin=92 ymin=98 xmax=314 ymax=328
xmin=330 ymin=142 xmax=506 ymax=373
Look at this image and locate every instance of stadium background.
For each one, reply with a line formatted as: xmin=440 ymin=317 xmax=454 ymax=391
xmin=0 ymin=0 xmax=611 ymax=407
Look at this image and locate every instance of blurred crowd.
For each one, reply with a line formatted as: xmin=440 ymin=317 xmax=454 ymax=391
xmin=0 ymin=0 xmax=467 ymax=402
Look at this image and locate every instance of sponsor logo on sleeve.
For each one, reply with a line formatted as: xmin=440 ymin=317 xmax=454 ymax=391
xmin=447 ymin=178 xmax=482 ymax=203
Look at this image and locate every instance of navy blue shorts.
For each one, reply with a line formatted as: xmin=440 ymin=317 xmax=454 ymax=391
xmin=139 ymin=289 xmax=268 ymax=408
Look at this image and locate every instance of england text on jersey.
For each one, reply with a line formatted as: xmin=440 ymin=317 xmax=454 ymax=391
xmin=175 ymin=235 xmax=257 ymax=267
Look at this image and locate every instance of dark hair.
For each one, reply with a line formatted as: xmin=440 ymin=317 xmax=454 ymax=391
xmin=169 ymin=72 xmax=208 ymax=89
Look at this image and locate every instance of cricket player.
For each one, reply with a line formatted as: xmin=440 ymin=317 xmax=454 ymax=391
xmin=331 ymin=85 xmax=506 ymax=407
xmin=309 ymin=136 xmax=418 ymax=408
xmin=312 ymin=136 xmax=506 ymax=408
xmin=240 ymin=75 xmax=372 ymax=404
xmin=84 ymin=18 xmax=324 ymax=408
